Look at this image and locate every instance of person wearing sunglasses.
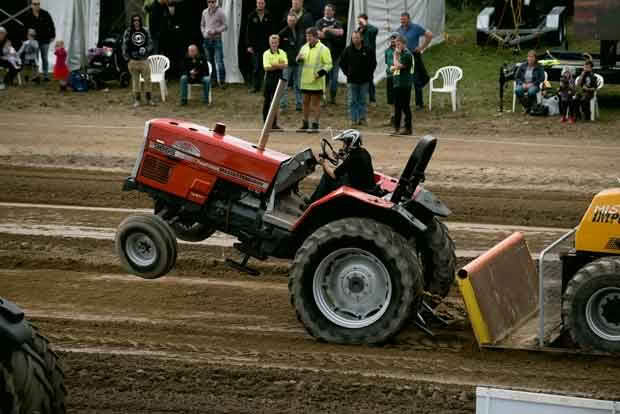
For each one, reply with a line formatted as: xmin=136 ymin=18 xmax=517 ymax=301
xmin=23 ymin=1 xmax=56 ymax=81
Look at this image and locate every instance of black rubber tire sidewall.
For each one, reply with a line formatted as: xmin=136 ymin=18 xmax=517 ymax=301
xmin=289 ymin=218 xmax=423 ymax=345
xmin=0 ymin=326 xmax=66 ymax=414
xmin=115 ymin=215 xmax=172 ymax=279
xmin=563 ymin=257 xmax=620 ymax=353
xmin=171 ymin=222 xmax=215 ymax=243
xmin=416 ymin=218 xmax=457 ymax=308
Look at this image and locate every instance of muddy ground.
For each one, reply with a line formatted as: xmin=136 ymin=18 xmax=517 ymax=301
xmin=1 ymin=88 xmax=620 ymax=413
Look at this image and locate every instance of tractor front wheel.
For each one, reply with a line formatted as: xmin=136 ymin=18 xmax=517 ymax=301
xmin=563 ymin=257 xmax=620 ymax=353
xmin=116 ymin=214 xmax=177 ymax=279
xmin=289 ymin=218 xmax=423 ymax=344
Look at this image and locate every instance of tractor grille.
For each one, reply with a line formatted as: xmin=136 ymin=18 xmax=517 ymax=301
xmin=605 ymin=238 xmax=620 ymax=250
xmin=141 ymin=155 xmax=173 ymax=184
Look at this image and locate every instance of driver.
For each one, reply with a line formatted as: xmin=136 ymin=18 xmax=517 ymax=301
xmin=307 ymin=129 xmax=375 ymax=204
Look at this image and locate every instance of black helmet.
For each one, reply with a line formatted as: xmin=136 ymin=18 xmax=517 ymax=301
xmin=333 ymin=129 xmax=362 ymax=148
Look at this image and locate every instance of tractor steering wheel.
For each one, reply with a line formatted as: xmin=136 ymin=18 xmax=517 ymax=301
xmin=320 ymin=138 xmax=340 ymax=166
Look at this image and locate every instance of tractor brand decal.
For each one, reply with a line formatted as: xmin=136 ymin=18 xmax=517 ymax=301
xmin=605 ymin=237 xmax=620 ymax=250
xmin=172 ymin=140 xmax=201 ymax=158
xmin=591 ymin=205 xmax=620 ymax=224
xmin=149 ymin=140 xmax=268 ymax=191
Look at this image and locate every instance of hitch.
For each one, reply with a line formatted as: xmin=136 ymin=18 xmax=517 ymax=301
xmin=414 ymin=300 xmax=451 ymax=337
xmin=225 ymin=242 xmax=263 ymax=276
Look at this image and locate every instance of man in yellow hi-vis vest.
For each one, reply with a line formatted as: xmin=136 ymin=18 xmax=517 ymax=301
xmin=296 ymin=27 xmax=332 ymax=133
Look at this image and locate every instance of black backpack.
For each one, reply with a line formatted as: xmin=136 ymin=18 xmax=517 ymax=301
xmin=529 ymin=103 xmax=549 ymax=116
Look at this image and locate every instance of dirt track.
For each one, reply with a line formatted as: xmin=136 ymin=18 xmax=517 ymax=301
xmin=1 ymin=105 xmax=620 ymax=412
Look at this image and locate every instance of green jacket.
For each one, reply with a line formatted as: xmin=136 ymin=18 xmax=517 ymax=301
xmin=298 ymin=40 xmax=333 ymax=91
xmin=385 ymin=46 xmax=395 ymax=78
xmin=392 ymin=48 xmax=414 ymax=88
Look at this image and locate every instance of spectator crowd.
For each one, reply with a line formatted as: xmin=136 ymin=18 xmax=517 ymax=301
xmin=0 ymin=0 xmax=440 ymax=134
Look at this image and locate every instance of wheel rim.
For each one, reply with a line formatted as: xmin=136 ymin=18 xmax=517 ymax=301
xmin=585 ymin=287 xmax=620 ymax=342
xmin=125 ymin=232 xmax=158 ymax=267
xmin=313 ymin=248 xmax=392 ymax=329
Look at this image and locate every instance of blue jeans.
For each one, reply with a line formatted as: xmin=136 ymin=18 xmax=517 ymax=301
xmin=327 ymin=57 xmax=339 ymax=97
xmin=515 ymin=84 xmax=539 ymax=98
xmin=203 ymin=38 xmax=225 ymax=84
xmin=180 ymin=75 xmax=211 ymax=103
xmin=348 ymin=82 xmax=369 ymax=122
xmin=280 ymin=64 xmax=302 ymax=109
xmin=39 ymin=42 xmax=50 ymax=78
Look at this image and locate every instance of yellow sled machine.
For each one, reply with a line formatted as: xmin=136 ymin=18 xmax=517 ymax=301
xmin=458 ymin=189 xmax=620 ymax=354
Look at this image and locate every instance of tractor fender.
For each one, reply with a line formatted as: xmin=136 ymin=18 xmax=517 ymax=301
xmin=0 ymin=297 xmax=33 ymax=348
xmin=293 ymin=186 xmax=427 ymax=235
xmin=405 ymin=187 xmax=452 ymax=218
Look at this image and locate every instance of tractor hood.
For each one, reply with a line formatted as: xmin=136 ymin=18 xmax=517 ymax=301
xmin=145 ymin=118 xmax=290 ymax=192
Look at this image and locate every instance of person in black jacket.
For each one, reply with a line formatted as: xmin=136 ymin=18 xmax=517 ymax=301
xmin=22 ymin=1 xmax=55 ymax=81
xmin=148 ymin=0 xmax=171 ymax=55
xmin=316 ymin=3 xmax=345 ymax=105
xmin=308 ymin=129 xmax=375 ymax=205
xmin=278 ymin=13 xmax=304 ymax=111
xmin=180 ymin=44 xmax=211 ymax=105
xmin=515 ymin=50 xmax=546 ymax=113
xmin=283 ymin=0 xmax=315 ymax=35
xmin=339 ymin=31 xmax=376 ymax=127
xmin=575 ymin=60 xmax=599 ymax=121
xmin=122 ymin=14 xmax=155 ymax=107
xmin=246 ymin=0 xmax=274 ymax=93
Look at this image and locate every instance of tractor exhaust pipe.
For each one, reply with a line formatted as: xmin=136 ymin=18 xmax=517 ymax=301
xmin=257 ymin=78 xmax=288 ymax=151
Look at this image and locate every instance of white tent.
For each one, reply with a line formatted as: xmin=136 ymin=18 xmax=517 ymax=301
xmin=220 ymin=0 xmax=444 ymax=84
xmin=221 ymin=0 xmax=244 ymax=83
xmin=345 ymin=0 xmax=445 ymax=84
xmin=40 ymin=0 xmax=100 ymax=72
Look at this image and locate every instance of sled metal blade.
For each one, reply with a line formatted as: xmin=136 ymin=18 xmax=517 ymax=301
xmin=457 ymin=232 xmax=539 ymax=347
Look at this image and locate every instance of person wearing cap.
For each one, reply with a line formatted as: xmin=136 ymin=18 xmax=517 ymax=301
xmin=0 ymin=27 xmax=21 ymax=88
xmin=307 ymin=129 xmax=375 ymax=205
xmin=383 ymin=32 xmax=399 ymax=127
xmin=22 ymin=1 xmax=55 ymax=81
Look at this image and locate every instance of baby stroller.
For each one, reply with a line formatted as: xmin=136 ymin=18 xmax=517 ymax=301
xmin=86 ymin=36 xmax=130 ymax=89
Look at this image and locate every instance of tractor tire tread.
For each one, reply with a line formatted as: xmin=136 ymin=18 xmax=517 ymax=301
xmin=289 ymin=217 xmax=423 ymax=345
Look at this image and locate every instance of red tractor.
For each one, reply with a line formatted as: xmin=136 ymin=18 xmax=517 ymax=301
xmin=116 ymin=118 xmax=456 ymax=344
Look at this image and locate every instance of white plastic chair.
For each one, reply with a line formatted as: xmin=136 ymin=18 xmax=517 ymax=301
xmin=575 ymin=73 xmax=604 ymax=120
xmin=187 ymin=62 xmax=212 ymax=104
xmin=512 ymin=66 xmax=547 ymax=112
xmin=140 ymin=54 xmax=170 ymax=101
xmin=429 ymin=66 xmax=463 ymax=112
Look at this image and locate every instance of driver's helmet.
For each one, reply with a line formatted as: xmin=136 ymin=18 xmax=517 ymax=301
xmin=333 ymin=129 xmax=362 ymax=149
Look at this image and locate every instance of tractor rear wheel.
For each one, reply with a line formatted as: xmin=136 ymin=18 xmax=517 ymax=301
xmin=289 ymin=218 xmax=423 ymax=344
xmin=116 ymin=214 xmax=177 ymax=279
xmin=563 ymin=256 xmax=620 ymax=353
xmin=0 ymin=327 xmax=66 ymax=414
xmin=416 ymin=218 xmax=456 ymax=308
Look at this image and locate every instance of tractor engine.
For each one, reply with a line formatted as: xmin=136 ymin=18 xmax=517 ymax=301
xmin=124 ymin=118 xmax=298 ymax=257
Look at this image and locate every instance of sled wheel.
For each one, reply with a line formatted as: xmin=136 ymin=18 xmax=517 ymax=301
xmin=115 ymin=214 xmax=176 ymax=279
xmin=563 ymin=257 xmax=620 ymax=353
xmin=0 ymin=326 xmax=67 ymax=414
xmin=416 ymin=218 xmax=456 ymax=308
xmin=289 ymin=218 xmax=423 ymax=344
